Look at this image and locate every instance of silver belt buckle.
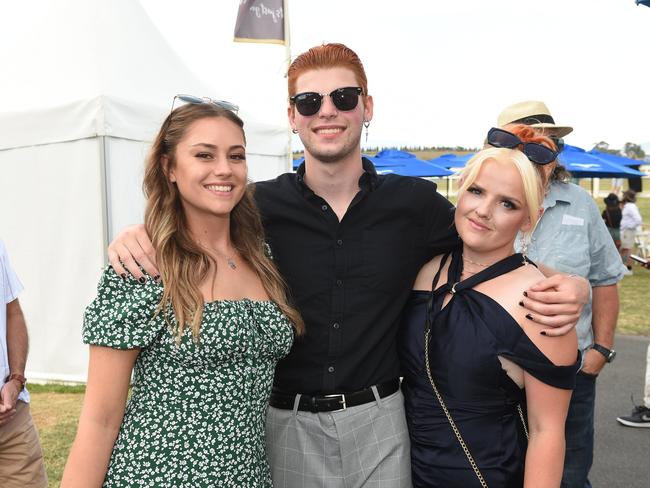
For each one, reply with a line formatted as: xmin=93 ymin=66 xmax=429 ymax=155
xmin=323 ymin=393 xmax=347 ymax=412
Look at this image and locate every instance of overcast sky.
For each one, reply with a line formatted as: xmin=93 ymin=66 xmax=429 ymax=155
xmin=143 ymin=0 xmax=649 ymax=152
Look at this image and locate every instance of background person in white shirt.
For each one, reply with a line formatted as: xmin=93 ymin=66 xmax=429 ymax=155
xmin=0 ymin=239 xmax=47 ymax=488
xmin=619 ymin=190 xmax=643 ymax=272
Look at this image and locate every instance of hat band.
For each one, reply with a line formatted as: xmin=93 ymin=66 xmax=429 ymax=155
xmin=510 ymin=113 xmax=556 ymax=125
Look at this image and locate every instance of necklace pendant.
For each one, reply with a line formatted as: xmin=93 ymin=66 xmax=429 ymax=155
xmin=226 ymin=258 xmax=237 ymax=270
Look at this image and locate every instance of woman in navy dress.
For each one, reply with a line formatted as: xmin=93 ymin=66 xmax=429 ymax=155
xmin=399 ymin=125 xmax=580 ymax=487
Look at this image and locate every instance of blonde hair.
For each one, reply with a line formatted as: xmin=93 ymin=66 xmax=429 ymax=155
xmin=458 ymin=147 xmax=545 ymax=234
xmin=143 ymin=103 xmax=304 ymax=339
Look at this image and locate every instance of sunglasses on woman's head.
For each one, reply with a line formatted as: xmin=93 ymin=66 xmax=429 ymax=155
xmin=486 ymin=127 xmax=558 ymax=165
xmin=290 ymin=87 xmax=363 ymax=116
xmin=170 ymin=94 xmax=239 ymax=115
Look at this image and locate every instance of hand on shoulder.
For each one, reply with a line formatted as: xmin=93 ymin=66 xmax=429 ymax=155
xmin=476 ymin=264 xmax=578 ymax=366
xmin=513 ymin=266 xmax=578 ymax=366
xmin=107 ymin=224 xmax=158 ymax=280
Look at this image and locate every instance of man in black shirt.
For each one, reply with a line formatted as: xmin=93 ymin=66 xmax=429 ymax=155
xmin=255 ymin=159 xmax=456 ymax=396
xmin=108 ymin=43 xmax=588 ymax=488
xmin=256 ymin=44 xmax=458 ymax=486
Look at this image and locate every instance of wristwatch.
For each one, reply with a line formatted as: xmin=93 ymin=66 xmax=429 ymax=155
xmin=591 ymin=344 xmax=616 ymax=363
xmin=5 ymin=373 xmax=26 ymax=389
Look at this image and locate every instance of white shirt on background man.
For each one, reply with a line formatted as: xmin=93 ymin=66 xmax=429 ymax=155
xmin=0 ymin=239 xmax=29 ymax=403
xmin=620 ymin=202 xmax=643 ymax=231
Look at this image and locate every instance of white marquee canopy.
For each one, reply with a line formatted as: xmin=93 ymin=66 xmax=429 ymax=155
xmin=0 ymin=0 xmax=289 ymax=382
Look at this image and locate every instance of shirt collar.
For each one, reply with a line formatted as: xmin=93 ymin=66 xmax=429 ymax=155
xmin=295 ymin=156 xmax=379 ymax=194
xmin=543 ymin=181 xmax=571 ymax=210
xmin=359 ymin=157 xmax=379 ymax=191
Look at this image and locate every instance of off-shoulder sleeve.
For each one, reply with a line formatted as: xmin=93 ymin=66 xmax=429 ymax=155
xmin=500 ymin=341 xmax=581 ymax=390
xmin=83 ymin=267 xmax=165 ymax=349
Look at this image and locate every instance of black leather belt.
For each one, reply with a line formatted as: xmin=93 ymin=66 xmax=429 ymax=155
xmin=269 ymin=379 xmax=400 ymax=413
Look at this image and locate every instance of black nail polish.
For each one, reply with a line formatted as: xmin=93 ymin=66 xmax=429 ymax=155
xmin=153 ymin=275 xmax=161 ymax=282
xmin=120 ymin=273 xmax=127 ymax=281
xmin=518 ymin=301 xmax=524 ymax=307
xmin=540 ymin=331 xmax=547 ymax=336
xmin=523 ymin=291 xmax=528 ymax=297
xmin=138 ymin=277 xmax=146 ymax=284
xmin=525 ymin=314 xmax=533 ymax=321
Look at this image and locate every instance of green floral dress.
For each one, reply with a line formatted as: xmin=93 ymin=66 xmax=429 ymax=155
xmin=83 ymin=268 xmax=294 ymax=487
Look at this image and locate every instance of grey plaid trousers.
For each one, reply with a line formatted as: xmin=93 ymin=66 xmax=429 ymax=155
xmin=265 ymin=389 xmax=412 ymax=488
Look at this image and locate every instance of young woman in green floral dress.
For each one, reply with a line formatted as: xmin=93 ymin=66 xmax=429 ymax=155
xmin=62 ymin=101 xmax=303 ymax=488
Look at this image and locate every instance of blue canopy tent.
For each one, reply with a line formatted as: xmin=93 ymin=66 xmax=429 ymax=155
xmin=429 ymin=153 xmax=475 ymax=169
xmin=295 ymin=146 xmax=643 ymax=184
xmin=372 ymin=149 xmax=453 ymax=177
xmin=637 ymin=0 xmax=650 ymax=7
xmin=430 ymin=146 xmax=645 ymax=178
xmin=587 ymin=150 xmax=645 ymax=167
xmin=559 ymin=145 xmax=646 ymax=178
xmin=294 ymin=151 xmax=452 ymax=177
xmin=372 ymin=162 xmax=452 ymax=177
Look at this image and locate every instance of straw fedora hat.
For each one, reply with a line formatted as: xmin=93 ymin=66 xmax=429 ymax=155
xmin=497 ymin=100 xmax=573 ymax=138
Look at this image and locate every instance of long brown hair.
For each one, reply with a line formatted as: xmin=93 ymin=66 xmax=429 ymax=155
xmin=143 ymin=102 xmax=304 ymax=339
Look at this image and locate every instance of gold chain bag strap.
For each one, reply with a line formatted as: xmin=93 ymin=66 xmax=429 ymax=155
xmin=423 ymin=253 xmax=529 ymax=488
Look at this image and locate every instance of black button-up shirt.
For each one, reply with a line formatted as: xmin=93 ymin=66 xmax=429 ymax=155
xmin=254 ymin=159 xmax=457 ymax=395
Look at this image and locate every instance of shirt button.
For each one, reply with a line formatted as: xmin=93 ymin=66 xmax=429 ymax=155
xmin=321 ymin=204 xmax=328 ymax=211
xmin=328 ymin=366 xmax=335 ymax=373
xmin=332 ymin=322 xmax=340 ymax=329
xmin=337 ymin=239 xmax=343 ymax=246
xmin=336 ymin=279 xmax=343 ymax=287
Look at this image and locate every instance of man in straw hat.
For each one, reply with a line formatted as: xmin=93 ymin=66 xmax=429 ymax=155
xmin=497 ymin=100 xmax=574 ymax=138
xmin=498 ymin=101 xmax=626 ymax=488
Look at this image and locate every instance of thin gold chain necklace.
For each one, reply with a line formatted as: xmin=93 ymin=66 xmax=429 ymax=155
xmin=463 ymin=256 xmax=490 ymax=268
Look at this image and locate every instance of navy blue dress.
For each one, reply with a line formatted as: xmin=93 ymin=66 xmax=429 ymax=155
xmin=398 ymin=249 xmax=580 ymax=487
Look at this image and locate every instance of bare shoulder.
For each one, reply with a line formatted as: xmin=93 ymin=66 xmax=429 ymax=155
xmin=474 ymin=262 xmax=545 ymax=308
xmin=508 ymin=261 xmax=546 ymax=289
xmin=476 ymin=263 xmax=578 ymax=366
xmin=413 ymin=254 xmax=449 ymax=291
xmin=516 ymin=265 xmax=578 ymax=366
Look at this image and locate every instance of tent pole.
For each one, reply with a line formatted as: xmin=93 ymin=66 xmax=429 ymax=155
xmin=283 ymin=0 xmax=292 ymax=171
xmin=98 ymin=135 xmax=110 ymax=265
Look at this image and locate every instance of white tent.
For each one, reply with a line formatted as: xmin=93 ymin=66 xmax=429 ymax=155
xmin=0 ymin=0 xmax=290 ymax=382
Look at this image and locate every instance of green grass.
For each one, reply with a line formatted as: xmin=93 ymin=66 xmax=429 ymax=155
xmin=31 ymin=385 xmax=85 ymax=487
xmin=617 ymin=267 xmax=650 ymax=335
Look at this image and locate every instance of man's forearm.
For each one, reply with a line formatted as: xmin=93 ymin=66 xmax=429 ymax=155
xmin=536 ymin=263 xmax=557 ymax=279
xmin=537 ymin=263 xmax=585 ymax=282
xmin=6 ymin=299 xmax=28 ymax=376
xmin=591 ymin=284 xmax=619 ymax=349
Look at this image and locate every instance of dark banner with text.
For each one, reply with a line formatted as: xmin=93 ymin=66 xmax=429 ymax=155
xmin=234 ymin=0 xmax=285 ymax=45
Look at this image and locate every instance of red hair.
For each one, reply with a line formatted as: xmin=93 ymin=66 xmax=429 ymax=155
xmin=503 ymin=123 xmax=559 ymax=187
xmin=287 ymin=43 xmax=368 ymax=98
xmin=505 ymin=123 xmax=558 ymax=152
